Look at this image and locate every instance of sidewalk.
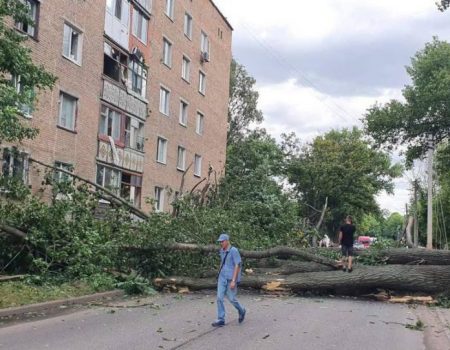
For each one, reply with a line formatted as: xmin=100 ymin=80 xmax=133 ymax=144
xmin=0 ymin=290 xmax=124 ymax=324
xmin=415 ymin=305 xmax=450 ymax=350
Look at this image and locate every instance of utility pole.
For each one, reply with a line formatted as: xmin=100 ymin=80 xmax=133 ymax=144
xmin=426 ymin=143 xmax=434 ymax=250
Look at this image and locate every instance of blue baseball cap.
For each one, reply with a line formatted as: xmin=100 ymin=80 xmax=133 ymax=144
xmin=217 ymin=233 xmax=230 ymax=242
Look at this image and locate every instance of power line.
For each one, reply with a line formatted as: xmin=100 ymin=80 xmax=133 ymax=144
xmin=238 ymin=21 xmax=360 ymax=126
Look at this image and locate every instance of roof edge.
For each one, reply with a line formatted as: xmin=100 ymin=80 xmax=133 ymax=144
xmin=209 ymin=0 xmax=234 ymax=31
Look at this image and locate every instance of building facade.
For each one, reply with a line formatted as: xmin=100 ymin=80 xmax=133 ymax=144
xmin=2 ymin=0 xmax=232 ymax=213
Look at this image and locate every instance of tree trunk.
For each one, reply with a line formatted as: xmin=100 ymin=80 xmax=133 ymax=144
xmin=154 ymin=265 xmax=450 ymax=295
xmin=143 ymin=243 xmax=340 ymax=268
xmin=405 ymin=216 xmax=414 ymax=248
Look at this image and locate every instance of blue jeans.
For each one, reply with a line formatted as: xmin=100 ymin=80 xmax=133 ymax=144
xmin=216 ymin=276 xmax=245 ymax=322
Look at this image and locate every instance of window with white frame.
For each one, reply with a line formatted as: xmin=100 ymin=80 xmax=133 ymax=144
xmin=196 ymin=112 xmax=204 ymax=135
xmin=124 ymin=116 xmax=145 ymax=151
xmin=199 ymin=71 xmax=206 ymax=95
xmin=15 ymin=0 xmax=39 ymax=38
xmin=62 ymin=23 xmax=82 ymax=64
xmin=179 ymin=100 xmax=188 ymax=126
xmin=177 ymin=146 xmax=186 ymax=171
xmin=184 ymin=13 xmax=192 ymax=39
xmin=99 ymin=105 xmax=121 ymax=141
xmin=132 ymin=8 xmax=148 ymax=43
xmin=54 ymin=161 xmax=73 ymax=184
xmin=194 ymin=154 xmax=202 ymax=177
xmin=104 ymin=42 xmax=128 ymax=84
xmin=114 ymin=0 xmax=123 ymax=19
xmin=163 ymin=38 xmax=172 ymax=67
xmin=181 ymin=56 xmax=190 ymax=81
xmin=11 ymin=75 xmax=34 ymax=117
xmin=201 ymin=31 xmax=209 ymax=55
xmin=154 ymin=186 xmax=164 ymax=212
xmin=121 ymin=172 xmax=142 ymax=208
xmin=96 ymin=164 xmax=121 ymax=194
xmin=58 ymin=92 xmax=77 ymax=131
xmin=165 ymin=0 xmax=174 ymax=18
xmin=128 ymin=58 xmax=147 ymax=98
xmin=159 ymin=87 xmax=170 ymax=115
xmin=156 ymin=137 xmax=167 ymax=164
xmin=1 ymin=148 xmax=28 ymax=183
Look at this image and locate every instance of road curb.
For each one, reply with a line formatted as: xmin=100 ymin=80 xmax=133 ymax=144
xmin=0 ymin=289 xmax=125 ymax=318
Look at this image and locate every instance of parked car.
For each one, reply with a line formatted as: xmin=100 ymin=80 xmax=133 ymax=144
xmin=357 ymin=236 xmax=372 ymax=248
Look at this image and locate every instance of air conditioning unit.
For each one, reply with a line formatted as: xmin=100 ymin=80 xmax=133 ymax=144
xmin=201 ymin=51 xmax=210 ymax=62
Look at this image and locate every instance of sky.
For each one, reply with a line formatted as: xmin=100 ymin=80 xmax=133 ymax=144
xmin=214 ymin=0 xmax=450 ymax=215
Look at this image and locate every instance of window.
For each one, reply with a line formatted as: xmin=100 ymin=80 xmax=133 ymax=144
xmin=201 ymin=31 xmax=210 ymax=55
xmin=12 ymin=75 xmax=34 ymax=117
xmin=2 ymin=148 xmax=28 ymax=183
xmin=194 ymin=154 xmax=202 ymax=177
xmin=121 ymin=172 xmax=142 ymax=208
xmin=182 ymin=56 xmax=190 ymax=81
xmin=63 ymin=23 xmax=82 ymax=64
xmin=15 ymin=0 xmax=39 ymax=38
xmin=115 ymin=0 xmax=123 ymax=19
xmin=129 ymin=58 xmax=147 ymax=98
xmin=104 ymin=42 xmax=128 ymax=85
xmin=196 ymin=112 xmax=204 ymax=135
xmin=159 ymin=87 xmax=170 ymax=115
xmin=199 ymin=71 xmax=206 ymax=95
xmin=96 ymin=164 xmax=121 ymax=194
xmin=124 ymin=116 xmax=145 ymax=151
xmin=99 ymin=105 xmax=121 ymax=141
xmin=154 ymin=186 xmax=164 ymax=212
xmin=163 ymin=38 xmax=172 ymax=67
xmin=165 ymin=0 xmax=174 ymax=18
xmin=132 ymin=8 xmax=148 ymax=43
xmin=179 ymin=100 xmax=188 ymax=126
xmin=184 ymin=13 xmax=192 ymax=39
xmin=58 ymin=92 xmax=77 ymax=131
xmin=54 ymin=162 xmax=73 ymax=184
xmin=156 ymin=137 xmax=167 ymax=164
xmin=177 ymin=146 xmax=186 ymax=171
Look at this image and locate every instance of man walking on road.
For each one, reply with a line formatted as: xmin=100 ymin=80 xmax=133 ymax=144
xmin=212 ymin=232 xmax=246 ymax=327
xmin=339 ymin=216 xmax=356 ymax=272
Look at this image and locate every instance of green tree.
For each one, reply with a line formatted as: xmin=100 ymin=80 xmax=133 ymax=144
xmin=0 ymin=0 xmax=56 ymax=144
xmin=227 ymin=59 xmax=263 ymax=145
xmin=218 ymin=129 xmax=298 ymax=241
xmin=364 ymin=38 xmax=450 ymax=165
xmin=284 ymin=128 xmax=402 ymax=235
xmin=382 ymin=212 xmax=404 ymax=239
xmin=437 ymin=0 xmax=450 ymax=11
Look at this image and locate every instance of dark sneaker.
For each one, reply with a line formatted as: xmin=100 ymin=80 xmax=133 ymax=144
xmin=348 ymin=268 xmax=353 ymax=273
xmin=342 ymin=267 xmax=347 ymax=272
xmin=239 ymin=309 xmax=246 ymax=324
xmin=212 ymin=320 xmax=225 ymax=327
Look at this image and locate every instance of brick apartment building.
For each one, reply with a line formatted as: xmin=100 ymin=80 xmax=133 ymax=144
xmin=2 ymin=0 xmax=232 ymax=213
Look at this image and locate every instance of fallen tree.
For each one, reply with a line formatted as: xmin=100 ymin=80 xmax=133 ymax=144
xmin=154 ymin=265 xmax=450 ymax=295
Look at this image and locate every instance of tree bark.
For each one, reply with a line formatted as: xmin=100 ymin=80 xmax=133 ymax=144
xmin=0 ymin=224 xmax=27 ymax=239
xmin=154 ymin=265 xmax=450 ymax=295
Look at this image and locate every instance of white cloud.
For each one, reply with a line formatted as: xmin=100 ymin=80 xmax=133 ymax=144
xmin=257 ymin=78 xmax=402 ymax=141
xmin=212 ymin=0 xmax=442 ymax=213
xmin=215 ymin=0 xmax=437 ymax=47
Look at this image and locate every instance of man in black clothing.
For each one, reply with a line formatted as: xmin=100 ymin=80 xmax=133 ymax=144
xmin=339 ymin=216 xmax=356 ymax=272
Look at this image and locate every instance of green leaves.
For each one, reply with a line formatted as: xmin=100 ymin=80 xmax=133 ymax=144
xmin=364 ymin=38 xmax=450 ymax=165
xmin=284 ymin=128 xmax=402 ymax=233
xmin=0 ymin=0 xmax=56 ymax=144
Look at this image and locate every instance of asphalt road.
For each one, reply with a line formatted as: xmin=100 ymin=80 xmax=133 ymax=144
xmin=0 ymin=292 xmax=449 ymax=350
